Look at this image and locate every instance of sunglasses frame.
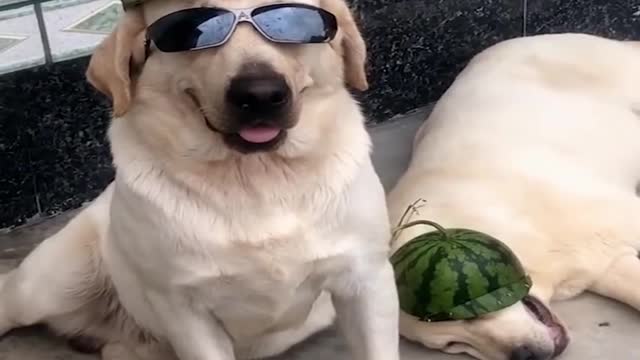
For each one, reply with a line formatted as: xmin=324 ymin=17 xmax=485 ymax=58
xmin=145 ymin=3 xmax=338 ymax=57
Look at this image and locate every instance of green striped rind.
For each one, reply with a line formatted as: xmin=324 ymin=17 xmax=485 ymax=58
xmin=391 ymin=228 xmax=532 ymax=322
xmin=429 ymin=276 xmax=532 ymax=321
xmin=390 ymin=232 xmax=443 ymax=281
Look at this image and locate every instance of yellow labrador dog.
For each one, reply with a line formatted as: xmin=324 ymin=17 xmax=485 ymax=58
xmin=0 ymin=0 xmax=400 ymax=359
xmin=389 ymin=33 xmax=640 ymax=360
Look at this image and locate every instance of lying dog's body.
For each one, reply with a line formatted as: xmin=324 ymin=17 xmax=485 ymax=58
xmin=0 ymin=0 xmax=400 ymax=359
xmin=389 ymin=33 xmax=640 ymax=360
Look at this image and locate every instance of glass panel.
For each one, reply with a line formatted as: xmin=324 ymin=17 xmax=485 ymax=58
xmin=0 ymin=4 xmax=45 ymax=74
xmin=43 ymin=0 xmax=122 ymax=62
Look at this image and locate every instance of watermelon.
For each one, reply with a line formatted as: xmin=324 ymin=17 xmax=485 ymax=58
xmin=390 ymin=219 xmax=532 ymax=322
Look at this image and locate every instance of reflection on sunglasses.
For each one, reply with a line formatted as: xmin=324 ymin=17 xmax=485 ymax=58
xmin=146 ymin=3 xmax=338 ymax=54
xmin=195 ymin=13 xmax=236 ymax=48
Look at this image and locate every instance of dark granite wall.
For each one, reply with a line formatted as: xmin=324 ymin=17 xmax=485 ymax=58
xmin=1 ymin=0 xmax=639 ymax=228
xmin=0 ymin=58 xmax=114 ymax=228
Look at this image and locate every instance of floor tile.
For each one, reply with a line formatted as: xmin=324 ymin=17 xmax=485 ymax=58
xmin=0 ymin=34 xmax=26 ymax=53
xmin=64 ymin=0 xmax=121 ymax=35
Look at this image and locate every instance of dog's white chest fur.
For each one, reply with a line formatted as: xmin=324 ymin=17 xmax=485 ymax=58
xmin=159 ymin=230 xmax=350 ymax=340
xmin=101 ymin=163 xmax=387 ymax=344
xmin=180 ymin=251 xmax=334 ymax=339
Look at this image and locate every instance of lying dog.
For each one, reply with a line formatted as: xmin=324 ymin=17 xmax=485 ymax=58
xmin=388 ymin=33 xmax=640 ymax=360
xmin=0 ymin=1 xmax=400 ymax=359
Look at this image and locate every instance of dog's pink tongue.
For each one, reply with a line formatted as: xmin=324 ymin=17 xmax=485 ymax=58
xmin=238 ymin=126 xmax=281 ymax=143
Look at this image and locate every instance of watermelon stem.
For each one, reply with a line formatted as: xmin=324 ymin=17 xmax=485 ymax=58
xmin=392 ymin=220 xmax=449 ymax=240
xmin=392 ymin=199 xmax=428 ymax=243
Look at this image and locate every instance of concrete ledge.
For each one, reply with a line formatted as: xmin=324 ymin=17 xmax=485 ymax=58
xmin=1 ymin=106 xmax=638 ymax=360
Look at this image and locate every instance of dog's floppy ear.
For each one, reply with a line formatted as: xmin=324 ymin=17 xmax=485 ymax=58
xmin=86 ymin=9 xmax=146 ymax=117
xmin=323 ymin=0 xmax=369 ymax=91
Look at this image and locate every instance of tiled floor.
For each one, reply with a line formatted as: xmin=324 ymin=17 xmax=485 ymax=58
xmin=64 ymin=1 xmax=121 ymax=34
xmin=0 ymin=35 xmax=25 ymax=52
xmin=0 ymin=5 xmax=43 ymax=74
xmin=0 ymin=0 xmax=120 ymax=74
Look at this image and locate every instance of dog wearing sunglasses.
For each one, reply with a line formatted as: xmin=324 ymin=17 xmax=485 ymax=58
xmin=0 ymin=0 xmax=400 ymax=359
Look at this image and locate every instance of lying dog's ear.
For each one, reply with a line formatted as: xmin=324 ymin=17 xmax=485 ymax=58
xmin=324 ymin=0 xmax=369 ymax=91
xmin=86 ymin=10 xmax=146 ymax=117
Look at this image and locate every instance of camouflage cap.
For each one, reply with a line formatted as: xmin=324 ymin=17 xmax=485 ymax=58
xmin=121 ymin=0 xmax=145 ymax=11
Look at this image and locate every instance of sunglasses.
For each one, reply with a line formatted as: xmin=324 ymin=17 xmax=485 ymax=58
xmin=145 ymin=3 xmax=338 ymax=54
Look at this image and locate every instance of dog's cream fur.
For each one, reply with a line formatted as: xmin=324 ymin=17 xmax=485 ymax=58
xmin=0 ymin=1 xmax=400 ymax=359
xmin=389 ymin=33 xmax=640 ymax=360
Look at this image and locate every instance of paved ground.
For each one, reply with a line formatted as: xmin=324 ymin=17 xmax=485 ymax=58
xmin=0 ymin=107 xmax=638 ymax=359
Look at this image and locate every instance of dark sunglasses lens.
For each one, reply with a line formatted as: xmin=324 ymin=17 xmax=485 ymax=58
xmin=148 ymin=8 xmax=235 ymax=52
xmin=253 ymin=6 xmax=337 ymax=43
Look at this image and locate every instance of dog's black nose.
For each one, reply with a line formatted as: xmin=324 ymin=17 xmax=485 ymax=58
xmin=226 ymin=74 xmax=290 ymax=114
xmin=510 ymin=346 xmax=552 ymax=360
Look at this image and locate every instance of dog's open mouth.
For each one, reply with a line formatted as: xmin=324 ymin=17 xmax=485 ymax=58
xmin=522 ymin=296 xmax=569 ymax=357
xmin=206 ymin=118 xmax=287 ymax=153
xmin=236 ymin=126 xmax=281 ymax=143
xmin=222 ymin=125 xmax=287 ymax=153
xmin=187 ymin=89 xmax=286 ymax=153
